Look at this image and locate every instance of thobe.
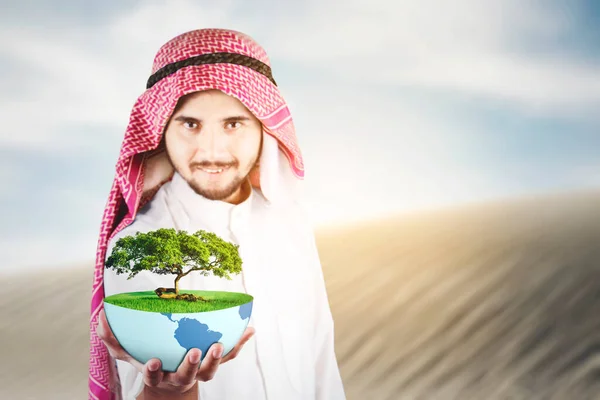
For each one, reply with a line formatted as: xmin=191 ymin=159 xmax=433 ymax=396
xmin=103 ymin=171 xmax=346 ymax=400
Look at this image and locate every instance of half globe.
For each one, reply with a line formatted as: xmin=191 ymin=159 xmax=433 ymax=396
xmin=103 ymin=290 xmax=253 ymax=372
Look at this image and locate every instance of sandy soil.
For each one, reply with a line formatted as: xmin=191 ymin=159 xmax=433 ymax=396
xmin=3 ymin=189 xmax=600 ymax=399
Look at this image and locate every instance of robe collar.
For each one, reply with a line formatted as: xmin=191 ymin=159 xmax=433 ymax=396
xmin=166 ymin=170 xmax=255 ymax=229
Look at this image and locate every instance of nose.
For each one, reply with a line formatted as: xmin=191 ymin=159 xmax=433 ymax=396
xmin=195 ymin=124 xmax=229 ymax=160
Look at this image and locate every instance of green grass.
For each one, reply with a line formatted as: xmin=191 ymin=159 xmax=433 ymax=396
xmin=104 ymin=290 xmax=253 ymax=313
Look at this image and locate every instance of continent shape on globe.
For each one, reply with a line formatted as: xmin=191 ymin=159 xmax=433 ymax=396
xmin=161 ymin=313 xmax=223 ymax=351
xmin=239 ymin=302 xmax=252 ymax=320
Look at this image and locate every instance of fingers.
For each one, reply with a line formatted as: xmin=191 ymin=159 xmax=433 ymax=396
xmin=162 ymin=342 xmax=225 ymax=387
xmin=220 ymin=327 xmax=255 ymax=364
xmin=142 ymin=358 xmax=165 ymax=388
xmin=96 ymin=309 xmax=141 ymax=368
xmin=196 ymin=343 xmax=224 ymax=382
xmin=163 ymin=348 xmax=202 ymax=388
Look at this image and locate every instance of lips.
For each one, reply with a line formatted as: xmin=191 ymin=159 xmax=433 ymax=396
xmin=195 ymin=166 xmax=231 ymax=174
xmin=201 ymin=168 xmax=223 ymax=173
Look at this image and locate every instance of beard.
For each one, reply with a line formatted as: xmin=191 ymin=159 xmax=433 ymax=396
xmin=187 ymin=170 xmax=249 ymax=201
xmin=166 ymin=149 xmax=259 ymax=202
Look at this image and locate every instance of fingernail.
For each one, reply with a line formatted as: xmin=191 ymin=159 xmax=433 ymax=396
xmin=189 ymin=351 xmax=201 ymax=364
xmin=213 ymin=346 xmax=223 ymax=359
xmin=148 ymin=361 xmax=159 ymax=372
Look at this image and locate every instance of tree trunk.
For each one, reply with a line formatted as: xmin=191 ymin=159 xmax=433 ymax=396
xmin=154 ymin=287 xmax=176 ymax=298
xmin=154 ymin=273 xmax=208 ymax=302
xmin=174 ymin=274 xmax=183 ymax=295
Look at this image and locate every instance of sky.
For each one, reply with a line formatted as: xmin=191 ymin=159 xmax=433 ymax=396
xmin=1 ymin=0 xmax=599 ymax=273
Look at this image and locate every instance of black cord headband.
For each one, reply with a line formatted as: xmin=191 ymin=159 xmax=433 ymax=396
xmin=146 ymin=52 xmax=277 ymax=89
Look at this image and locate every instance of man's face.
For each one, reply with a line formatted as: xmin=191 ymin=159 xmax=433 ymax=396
xmin=164 ymin=89 xmax=262 ymax=204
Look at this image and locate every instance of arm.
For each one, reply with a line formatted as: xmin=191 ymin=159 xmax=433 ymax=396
xmin=307 ymin=234 xmax=347 ymax=400
xmin=138 ymin=383 xmax=198 ymax=400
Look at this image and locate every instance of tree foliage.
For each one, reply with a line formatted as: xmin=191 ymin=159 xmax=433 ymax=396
xmin=105 ymin=228 xmax=243 ymax=284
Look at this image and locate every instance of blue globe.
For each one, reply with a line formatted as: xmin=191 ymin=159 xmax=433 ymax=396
xmin=103 ymin=293 xmax=253 ymax=372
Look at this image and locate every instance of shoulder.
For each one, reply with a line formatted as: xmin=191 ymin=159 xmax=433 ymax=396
xmin=261 ymin=196 xmax=318 ymax=253
xmin=253 ymin=188 xmax=312 ymax=226
xmin=282 ymin=199 xmax=318 ymax=239
xmin=106 ymin=185 xmax=176 ymax=256
xmin=134 ymin=184 xmax=174 ymax=227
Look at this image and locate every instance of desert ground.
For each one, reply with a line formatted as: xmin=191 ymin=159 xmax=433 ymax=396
xmin=2 ymin=189 xmax=600 ymax=399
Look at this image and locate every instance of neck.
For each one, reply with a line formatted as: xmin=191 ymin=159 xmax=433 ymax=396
xmin=222 ymin=178 xmax=252 ymax=205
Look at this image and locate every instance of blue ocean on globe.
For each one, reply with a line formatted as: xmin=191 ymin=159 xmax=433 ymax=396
xmin=104 ymin=300 xmax=253 ymax=372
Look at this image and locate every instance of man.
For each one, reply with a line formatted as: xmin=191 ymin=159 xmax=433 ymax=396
xmin=89 ymin=28 xmax=346 ymax=400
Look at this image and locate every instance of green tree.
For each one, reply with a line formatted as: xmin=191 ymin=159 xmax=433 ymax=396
xmin=105 ymin=228 xmax=243 ymax=301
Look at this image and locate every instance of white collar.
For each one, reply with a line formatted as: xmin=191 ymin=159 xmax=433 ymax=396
xmin=166 ymin=171 xmax=255 ymax=226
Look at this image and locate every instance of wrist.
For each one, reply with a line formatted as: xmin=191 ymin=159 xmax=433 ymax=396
xmin=142 ymin=381 xmax=198 ymax=400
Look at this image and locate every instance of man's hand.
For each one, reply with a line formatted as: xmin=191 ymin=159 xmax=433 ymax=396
xmin=96 ymin=308 xmax=255 ymax=398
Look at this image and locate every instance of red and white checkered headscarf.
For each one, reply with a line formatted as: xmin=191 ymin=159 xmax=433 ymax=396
xmin=89 ymin=28 xmax=304 ymax=400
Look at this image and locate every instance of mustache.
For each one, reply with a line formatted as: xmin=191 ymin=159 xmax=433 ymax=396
xmin=190 ymin=160 xmax=238 ymax=168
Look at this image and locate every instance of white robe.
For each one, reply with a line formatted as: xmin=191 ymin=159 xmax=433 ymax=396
xmin=103 ymin=168 xmax=346 ymax=400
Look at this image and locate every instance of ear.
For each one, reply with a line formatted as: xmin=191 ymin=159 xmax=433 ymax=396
xmin=249 ymin=162 xmax=261 ymax=189
xmin=141 ymin=149 xmax=174 ymax=198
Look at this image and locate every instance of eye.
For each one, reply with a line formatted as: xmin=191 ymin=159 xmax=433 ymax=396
xmin=226 ymin=121 xmax=242 ymax=130
xmin=183 ymin=120 xmax=198 ymax=129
